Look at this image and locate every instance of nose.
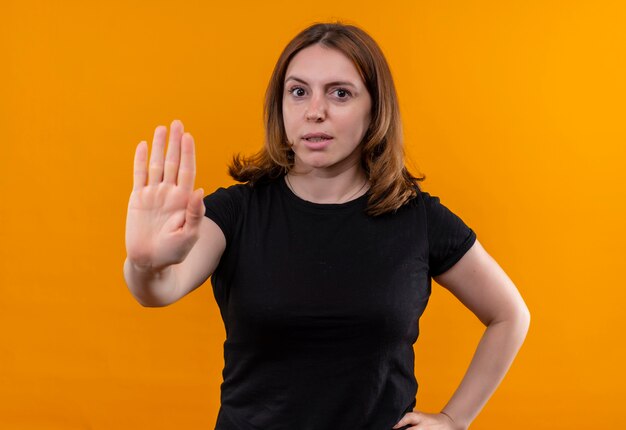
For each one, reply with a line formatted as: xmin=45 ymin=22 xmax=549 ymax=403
xmin=305 ymin=93 xmax=326 ymax=122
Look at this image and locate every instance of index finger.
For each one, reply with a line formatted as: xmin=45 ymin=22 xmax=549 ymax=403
xmin=177 ymin=132 xmax=196 ymax=191
xmin=133 ymin=140 xmax=148 ymax=191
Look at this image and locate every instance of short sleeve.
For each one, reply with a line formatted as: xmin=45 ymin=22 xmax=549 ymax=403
xmin=203 ymin=184 xmax=248 ymax=245
xmin=421 ymin=191 xmax=477 ymax=277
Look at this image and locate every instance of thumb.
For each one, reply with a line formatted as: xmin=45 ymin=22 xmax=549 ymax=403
xmin=185 ymin=188 xmax=205 ymax=229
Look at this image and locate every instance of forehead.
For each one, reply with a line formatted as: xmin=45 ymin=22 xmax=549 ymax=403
xmin=285 ymin=44 xmax=364 ymax=85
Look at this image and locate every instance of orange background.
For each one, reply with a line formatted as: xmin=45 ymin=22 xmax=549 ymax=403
xmin=1 ymin=1 xmax=624 ymax=428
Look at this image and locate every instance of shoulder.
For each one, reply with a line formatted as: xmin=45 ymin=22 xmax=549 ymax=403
xmin=394 ymin=187 xmax=439 ymax=213
xmin=202 ymin=178 xmax=283 ymax=243
xmin=203 ymin=182 xmax=253 ymax=202
xmin=409 ymin=189 xmax=458 ymax=217
xmin=202 ymin=183 xmax=254 ymax=236
xmin=413 ymin=189 xmax=439 ymax=206
xmin=202 ymin=178 xmax=283 ymax=215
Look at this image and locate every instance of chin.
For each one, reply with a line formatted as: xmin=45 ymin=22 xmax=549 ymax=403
xmin=295 ymin=154 xmax=337 ymax=170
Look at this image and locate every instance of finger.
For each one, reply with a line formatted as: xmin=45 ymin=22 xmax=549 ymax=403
xmin=148 ymin=125 xmax=167 ymax=185
xmin=393 ymin=412 xmax=420 ymax=428
xmin=393 ymin=417 xmax=409 ymax=428
xmin=163 ymin=119 xmax=184 ymax=184
xmin=177 ymin=132 xmax=196 ymax=191
xmin=133 ymin=141 xmax=148 ymax=191
xmin=184 ymin=188 xmax=205 ymax=230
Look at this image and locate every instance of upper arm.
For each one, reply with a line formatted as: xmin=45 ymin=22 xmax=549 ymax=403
xmin=433 ymin=239 xmax=530 ymax=327
xmin=169 ymin=216 xmax=226 ymax=304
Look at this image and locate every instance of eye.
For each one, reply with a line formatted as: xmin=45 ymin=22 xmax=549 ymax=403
xmin=287 ymin=86 xmax=306 ymax=97
xmin=333 ymin=88 xmax=352 ymax=100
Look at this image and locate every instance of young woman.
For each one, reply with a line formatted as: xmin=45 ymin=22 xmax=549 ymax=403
xmin=124 ymin=22 xmax=530 ymax=430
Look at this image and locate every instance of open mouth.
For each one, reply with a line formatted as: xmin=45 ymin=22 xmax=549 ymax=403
xmin=304 ymin=137 xmax=332 ymax=142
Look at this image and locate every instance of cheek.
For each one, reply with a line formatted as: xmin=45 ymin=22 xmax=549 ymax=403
xmin=282 ymin=104 xmax=295 ymax=136
xmin=336 ymin=111 xmax=370 ymax=137
xmin=282 ymin=100 xmax=300 ymax=120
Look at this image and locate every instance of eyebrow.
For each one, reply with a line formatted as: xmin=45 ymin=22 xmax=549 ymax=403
xmin=284 ymin=75 xmax=358 ymax=88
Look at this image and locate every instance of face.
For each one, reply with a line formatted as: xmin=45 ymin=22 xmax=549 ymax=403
xmin=282 ymin=44 xmax=372 ymax=174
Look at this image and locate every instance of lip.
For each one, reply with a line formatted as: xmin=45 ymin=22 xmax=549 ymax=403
xmin=302 ymin=132 xmax=333 ymax=139
xmin=301 ymin=136 xmax=333 ymax=150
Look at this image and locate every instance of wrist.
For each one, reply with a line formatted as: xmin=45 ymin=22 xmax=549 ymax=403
xmin=440 ymin=410 xmax=469 ymax=430
xmin=125 ymin=257 xmax=170 ymax=276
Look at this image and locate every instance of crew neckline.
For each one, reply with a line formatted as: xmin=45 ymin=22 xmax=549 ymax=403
xmin=279 ymin=175 xmax=369 ymax=212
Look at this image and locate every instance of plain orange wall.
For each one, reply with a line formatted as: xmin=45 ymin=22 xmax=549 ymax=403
xmin=1 ymin=1 xmax=624 ymax=428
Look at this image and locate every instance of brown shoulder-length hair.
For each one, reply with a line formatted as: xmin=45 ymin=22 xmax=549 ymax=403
xmin=229 ymin=21 xmax=425 ymax=216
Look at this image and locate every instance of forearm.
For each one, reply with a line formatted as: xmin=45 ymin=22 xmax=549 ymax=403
xmin=441 ymin=311 xmax=530 ymax=428
xmin=123 ymin=258 xmax=180 ymax=307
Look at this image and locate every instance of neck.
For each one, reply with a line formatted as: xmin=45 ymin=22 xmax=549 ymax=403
xmin=286 ymin=162 xmax=369 ymax=204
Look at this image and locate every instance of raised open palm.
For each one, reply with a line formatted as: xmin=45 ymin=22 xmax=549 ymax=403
xmin=125 ymin=120 xmax=205 ymax=271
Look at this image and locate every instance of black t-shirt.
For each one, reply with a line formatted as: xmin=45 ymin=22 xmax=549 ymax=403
xmin=203 ymin=176 xmax=476 ymax=430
